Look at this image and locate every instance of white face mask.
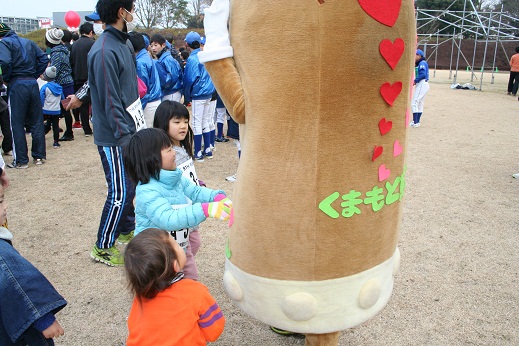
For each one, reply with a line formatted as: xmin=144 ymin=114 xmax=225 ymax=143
xmin=93 ymin=23 xmax=104 ymax=36
xmin=123 ymin=9 xmax=137 ymax=32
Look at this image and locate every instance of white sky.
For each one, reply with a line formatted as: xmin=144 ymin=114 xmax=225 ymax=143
xmin=4 ymin=0 xmax=98 ymax=19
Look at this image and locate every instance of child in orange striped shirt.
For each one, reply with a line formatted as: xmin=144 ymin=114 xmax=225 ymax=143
xmin=124 ymin=228 xmax=225 ymax=346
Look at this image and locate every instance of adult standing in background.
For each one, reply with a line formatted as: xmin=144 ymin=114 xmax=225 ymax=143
xmin=507 ymin=46 xmax=519 ymax=98
xmin=70 ymin=22 xmax=94 ymax=136
xmin=88 ymin=0 xmax=141 ymax=266
xmin=45 ymin=28 xmax=75 ymax=142
xmin=0 ymin=23 xmax=48 ymax=169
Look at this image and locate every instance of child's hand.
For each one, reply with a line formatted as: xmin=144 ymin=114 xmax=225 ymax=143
xmin=42 ymin=320 xmax=64 ymax=339
xmin=202 ymin=201 xmax=231 ymax=221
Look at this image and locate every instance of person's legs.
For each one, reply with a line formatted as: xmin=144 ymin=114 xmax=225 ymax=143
xmin=0 ymin=104 xmax=13 ymax=154
xmin=143 ymin=99 xmax=161 ymax=129
xmin=93 ymin=146 xmax=135 ymax=266
xmin=512 ymin=71 xmax=519 ymax=96
xmin=172 ymin=91 xmax=182 ymax=102
xmin=508 ymin=71 xmax=516 ymax=94
xmin=51 ymin=116 xmax=60 ymax=148
xmin=26 ymin=84 xmax=46 ymax=161
xmin=191 ymin=99 xmax=205 ymax=161
xmin=7 ymin=81 xmax=30 ymax=165
xmin=412 ymin=81 xmax=429 ymax=125
xmin=59 ymin=84 xmax=75 ymax=140
xmin=202 ymin=99 xmax=214 ymax=157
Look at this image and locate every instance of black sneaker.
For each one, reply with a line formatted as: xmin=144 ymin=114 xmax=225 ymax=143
xmin=59 ymin=134 xmax=74 ymax=141
xmin=215 ymin=137 xmax=229 ymax=143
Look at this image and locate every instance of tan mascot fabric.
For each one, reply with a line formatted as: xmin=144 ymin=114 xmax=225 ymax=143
xmin=199 ymin=0 xmax=416 ymax=339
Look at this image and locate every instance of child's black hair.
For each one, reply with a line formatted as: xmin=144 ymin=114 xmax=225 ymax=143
xmin=128 ymin=32 xmax=146 ymax=52
xmin=61 ymin=29 xmax=72 ymax=43
xmin=187 ymin=41 xmax=200 ymax=50
xmin=124 ymin=228 xmax=180 ymax=300
xmin=150 ymin=34 xmax=166 ymax=46
xmin=123 ymin=128 xmax=172 ymax=184
xmin=96 ymin=0 xmax=134 ymax=25
xmin=153 ymin=101 xmax=194 ymax=158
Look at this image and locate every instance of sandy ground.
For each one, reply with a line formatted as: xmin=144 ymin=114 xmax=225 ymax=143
xmin=4 ymin=69 xmax=518 ymax=346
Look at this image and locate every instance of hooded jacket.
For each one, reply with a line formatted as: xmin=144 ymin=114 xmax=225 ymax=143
xmin=88 ymin=26 xmax=140 ymax=147
xmin=135 ymin=169 xmax=223 ymax=235
xmin=40 ymin=81 xmax=64 ymax=115
xmin=0 ymin=30 xmax=48 ymax=82
xmin=50 ymin=44 xmax=74 ymax=85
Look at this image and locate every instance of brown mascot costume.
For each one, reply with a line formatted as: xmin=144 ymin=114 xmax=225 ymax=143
xmin=198 ymin=0 xmax=416 ymax=344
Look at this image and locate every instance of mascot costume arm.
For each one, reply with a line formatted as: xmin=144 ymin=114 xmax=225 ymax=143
xmin=200 ymin=1 xmax=416 ymax=345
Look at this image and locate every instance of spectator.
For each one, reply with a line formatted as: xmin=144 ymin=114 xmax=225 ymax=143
xmin=0 ymin=23 xmax=48 ymax=168
xmin=70 ymin=22 xmax=95 ymax=136
xmin=88 ymin=0 xmax=141 ymax=266
xmin=46 ymin=28 xmax=75 ymax=142
xmin=507 ymin=46 xmax=519 ymax=97
xmin=150 ymin=34 xmax=183 ymax=102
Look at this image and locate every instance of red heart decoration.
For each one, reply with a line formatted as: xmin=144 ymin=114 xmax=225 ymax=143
xmin=379 ymin=118 xmax=392 ymax=136
xmin=379 ymin=38 xmax=405 ymax=70
xmin=380 ymin=81 xmax=402 ymax=106
xmin=357 ymin=0 xmax=402 ymax=27
xmin=372 ymin=146 xmax=383 ymax=161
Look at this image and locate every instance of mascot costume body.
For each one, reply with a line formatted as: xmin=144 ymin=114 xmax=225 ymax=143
xmin=199 ymin=1 xmax=416 ymax=344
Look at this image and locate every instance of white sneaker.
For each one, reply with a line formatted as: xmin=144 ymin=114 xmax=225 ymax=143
xmin=413 ymin=123 xmax=420 ymax=127
xmin=409 ymin=121 xmax=414 ymax=127
xmin=512 ymin=173 xmax=519 ymax=179
xmin=226 ymin=174 xmax=237 ymax=182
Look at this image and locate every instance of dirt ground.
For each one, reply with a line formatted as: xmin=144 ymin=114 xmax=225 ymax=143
xmin=4 ymin=69 xmax=518 ymax=345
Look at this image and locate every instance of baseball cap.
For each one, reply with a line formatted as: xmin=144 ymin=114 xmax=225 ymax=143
xmin=416 ymin=49 xmax=425 ymax=58
xmin=85 ymin=11 xmax=100 ymax=22
xmin=185 ymin=31 xmax=201 ymax=45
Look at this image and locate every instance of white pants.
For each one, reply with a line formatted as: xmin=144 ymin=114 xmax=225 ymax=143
xmin=162 ymin=91 xmax=182 ymax=103
xmin=143 ymin=100 xmax=161 ymax=129
xmin=209 ymin=99 xmax=216 ymax=132
xmin=215 ymin=107 xmax=227 ymax=124
xmin=412 ymin=80 xmax=430 ymax=113
xmin=191 ymin=99 xmax=213 ymax=135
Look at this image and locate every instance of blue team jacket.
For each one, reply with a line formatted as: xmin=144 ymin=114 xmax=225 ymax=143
xmin=182 ymin=49 xmax=215 ymax=103
xmin=135 ymin=49 xmax=162 ymax=109
xmin=155 ymin=49 xmax=183 ymax=96
xmin=414 ymin=58 xmax=429 ymax=84
xmin=0 ymin=30 xmax=48 ymax=82
xmin=135 ymin=169 xmax=223 ymax=234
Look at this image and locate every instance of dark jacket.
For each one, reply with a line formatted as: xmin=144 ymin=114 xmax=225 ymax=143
xmin=71 ymin=35 xmax=94 ymax=82
xmin=88 ymin=25 xmax=140 ymax=147
xmin=50 ymin=44 xmax=74 ymax=85
xmin=0 ymin=236 xmax=67 ymax=344
xmin=0 ymin=30 xmax=48 ymax=82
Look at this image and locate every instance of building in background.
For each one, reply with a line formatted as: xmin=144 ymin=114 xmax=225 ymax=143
xmin=0 ymin=16 xmax=39 ymax=34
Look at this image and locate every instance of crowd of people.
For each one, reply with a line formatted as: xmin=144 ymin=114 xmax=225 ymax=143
xmin=0 ymin=0 xmax=242 ymax=344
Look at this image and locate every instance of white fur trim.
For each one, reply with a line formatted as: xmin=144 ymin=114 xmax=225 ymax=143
xmin=198 ymin=46 xmax=234 ymax=64
xmin=223 ymin=248 xmax=400 ymax=333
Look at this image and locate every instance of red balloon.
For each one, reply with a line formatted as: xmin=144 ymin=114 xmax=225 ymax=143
xmin=64 ymin=11 xmax=81 ymax=28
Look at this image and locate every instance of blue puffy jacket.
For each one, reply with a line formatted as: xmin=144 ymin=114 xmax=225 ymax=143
xmin=135 ymin=169 xmax=224 ymax=234
xmin=182 ymin=49 xmax=215 ymax=103
xmin=155 ymin=48 xmax=182 ymax=96
xmin=135 ymin=49 xmax=162 ymax=109
xmin=0 ymin=30 xmax=48 ymax=82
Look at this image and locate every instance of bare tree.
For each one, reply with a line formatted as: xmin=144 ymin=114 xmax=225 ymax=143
xmin=190 ymin=0 xmax=212 ymax=16
xmin=135 ymin=0 xmax=163 ymax=28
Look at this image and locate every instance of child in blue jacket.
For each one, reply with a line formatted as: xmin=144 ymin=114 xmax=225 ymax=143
xmin=123 ymin=128 xmax=232 ymax=280
xmin=150 ymin=34 xmax=183 ymax=103
xmin=40 ymin=66 xmax=64 ymax=149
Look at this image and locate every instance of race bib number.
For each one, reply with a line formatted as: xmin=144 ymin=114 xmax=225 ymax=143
xmin=126 ymin=98 xmax=146 ymax=131
xmin=177 ymin=158 xmax=199 ymax=186
xmin=170 ymin=204 xmax=190 ymax=251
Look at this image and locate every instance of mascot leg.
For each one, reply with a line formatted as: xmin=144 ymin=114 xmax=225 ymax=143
xmin=305 ymin=332 xmax=341 ymax=346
